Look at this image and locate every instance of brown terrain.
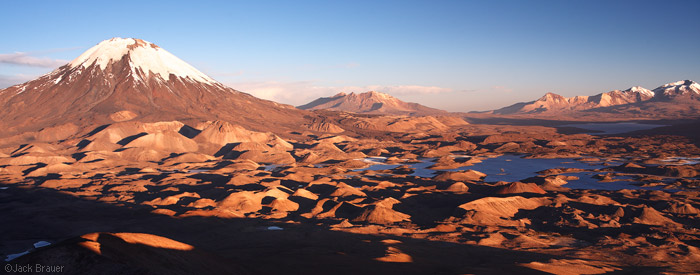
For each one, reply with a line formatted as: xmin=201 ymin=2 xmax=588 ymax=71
xmin=1 ymin=38 xmax=700 ymax=274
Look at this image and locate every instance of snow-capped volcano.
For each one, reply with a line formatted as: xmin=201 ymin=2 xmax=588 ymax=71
xmin=68 ymin=38 xmax=216 ymax=84
xmin=0 ymin=38 xmax=308 ymax=134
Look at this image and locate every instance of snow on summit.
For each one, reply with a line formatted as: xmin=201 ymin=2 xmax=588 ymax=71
xmin=68 ymin=38 xmax=216 ymax=84
xmin=654 ymin=80 xmax=700 ymax=96
xmin=625 ymin=86 xmax=655 ymax=97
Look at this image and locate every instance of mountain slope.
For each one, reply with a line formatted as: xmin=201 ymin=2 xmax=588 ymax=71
xmin=653 ymin=80 xmax=700 ymax=99
xmin=0 ymin=38 xmax=309 ymax=136
xmin=493 ymin=81 xmax=696 ymax=115
xmin=298 ymin=91 xmax=447 ymax=116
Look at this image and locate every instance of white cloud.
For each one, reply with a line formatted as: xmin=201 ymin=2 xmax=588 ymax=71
xmin=0 ymin=74 xmax=37 ymax=89
xmin=229 ymin=81 xmax=335 ymax=106
xmin=341 ymin=62 xmax=360 ymax=69
xmin=364 ymin=85 xmax=452 ymax=95
xmin=490 ymin=85 xmax=513 ymax=93
xmin=226 ymin=80 xmax=455 ymax=106
xmin=0 ymin=52 xmax=68 ymax=68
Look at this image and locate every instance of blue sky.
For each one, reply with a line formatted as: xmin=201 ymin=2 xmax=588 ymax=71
xmin=1 ymin=0 xmax=698 ymax=111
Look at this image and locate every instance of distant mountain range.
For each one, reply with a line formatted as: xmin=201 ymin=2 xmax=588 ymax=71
xmin=493 ymin=80 xmax=700 ymax=115
xmin=298 ymin=91 xmax=447 ymax=116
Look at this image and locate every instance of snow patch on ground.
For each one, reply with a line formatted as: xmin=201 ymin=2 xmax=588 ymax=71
xmin=33 ymin=241 xmax=51 ymax=248
xmin=4 ymin=251 xmax=29 ymax=262
xmin=4 ymin=241 xmax=52 ymax=262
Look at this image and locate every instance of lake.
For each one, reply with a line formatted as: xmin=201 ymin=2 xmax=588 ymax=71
xmin=354 ymin=155 xmax=669 ymax=191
